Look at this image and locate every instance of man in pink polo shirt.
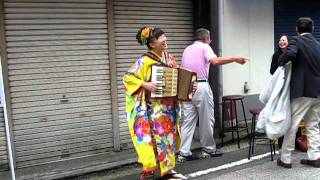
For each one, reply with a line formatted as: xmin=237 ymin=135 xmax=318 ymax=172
xmin=178 ymin=28 xmax=247 ymax=162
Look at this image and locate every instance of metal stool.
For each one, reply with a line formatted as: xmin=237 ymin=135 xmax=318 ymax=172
xmin=221 ymin=95 xmax=249 ymax=148
xmin=248 ymin=108 xmax=276 ymax=161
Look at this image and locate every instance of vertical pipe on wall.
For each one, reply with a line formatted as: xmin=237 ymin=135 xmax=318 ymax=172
xmin=107 ymin=0 xmax=121 ymax=152
xmin=192 ymin=0 xmax=223 ymax=139
xmin=208 ymin=0 xmax=222 ymax=139
xmin=217 ymin=0 xmax=224 ymax=61
xmin=0 ymin=1 xmax=16 ymax=179
xmin=217 ymin=0 xmax=224 ymax=137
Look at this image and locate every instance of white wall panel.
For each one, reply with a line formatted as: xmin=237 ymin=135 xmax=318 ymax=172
xmin=222 ymin=0 xmax=274 ymax=95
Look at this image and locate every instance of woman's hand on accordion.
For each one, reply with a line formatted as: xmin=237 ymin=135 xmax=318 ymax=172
xmin=192 ymin=82 xmax=198 ymax=94
xmin=142 ymin=82 xmax=158 ymax=92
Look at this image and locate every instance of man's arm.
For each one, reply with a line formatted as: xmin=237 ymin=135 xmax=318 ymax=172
xmin=278 ymin=37 xmax=298 ymax=66
xmin=210 ymin=56 xmax=248 ymax=65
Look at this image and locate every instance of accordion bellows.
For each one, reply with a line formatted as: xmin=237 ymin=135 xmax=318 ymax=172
xmin=151 ymin=65 xmax=197 ymax=101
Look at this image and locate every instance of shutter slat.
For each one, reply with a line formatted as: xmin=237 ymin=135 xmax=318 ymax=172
xmin=14 ymin=109 xmax=111 ymax=125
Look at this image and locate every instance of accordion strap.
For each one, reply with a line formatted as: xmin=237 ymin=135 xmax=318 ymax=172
xmin=144 ymin=52 xmax=169 ymax=67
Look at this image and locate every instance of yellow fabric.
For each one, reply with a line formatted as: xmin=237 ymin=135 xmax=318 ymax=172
xmin=123 ymin=51 xmax=181 ymax=176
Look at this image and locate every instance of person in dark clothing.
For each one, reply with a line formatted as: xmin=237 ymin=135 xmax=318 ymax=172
xmin=272 ymin=36 xmax=306 ymax=151
xmin=276 ymin=17 xmax=320 ymax=169
xmin=270 ymin=35 xmax=289 ymax=74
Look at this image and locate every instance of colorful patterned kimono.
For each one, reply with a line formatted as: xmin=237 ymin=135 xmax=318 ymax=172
xmin=123 ymin=50 xmax=181 ymax=176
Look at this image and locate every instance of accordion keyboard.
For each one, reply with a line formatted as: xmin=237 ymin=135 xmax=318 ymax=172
xmin=151 ymin=66 xmax=178 ymax=98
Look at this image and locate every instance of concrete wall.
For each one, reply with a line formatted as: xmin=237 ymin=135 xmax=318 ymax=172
xmin=221 ymin=0 xmax=274 ymax=96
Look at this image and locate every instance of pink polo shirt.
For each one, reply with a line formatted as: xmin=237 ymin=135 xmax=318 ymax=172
xmin=181 ymin=41 xmax=217 ymax=79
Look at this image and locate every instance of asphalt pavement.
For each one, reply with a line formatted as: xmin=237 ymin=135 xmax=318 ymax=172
xmin=64 ymin=142 xmax=320 ymax=180
xmin=198 ymin=151 xmax=320 ymax=180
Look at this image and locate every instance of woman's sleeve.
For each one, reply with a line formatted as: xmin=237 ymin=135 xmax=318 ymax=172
xmin=123 ymin=58 xmax=145 ymax=95
xmin=168 ymin=53 xmax=178 ymax=68
xmin=270 ymin=52 xmax=280 ymax=75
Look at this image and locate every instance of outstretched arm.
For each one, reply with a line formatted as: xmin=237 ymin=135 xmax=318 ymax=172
xmin=210 ymin=55 xmax=248 ymax=65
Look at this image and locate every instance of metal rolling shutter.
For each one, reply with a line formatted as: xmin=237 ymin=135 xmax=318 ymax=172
xmin=113 ymin=0 xmax=194 ymax=149
xmin=4 ymin=0 xmax=113 ymax=167
xmin=274 ymin=0 xmax=320 ymax=48
xmin=0 ymin=108 xmax=8 ymax=171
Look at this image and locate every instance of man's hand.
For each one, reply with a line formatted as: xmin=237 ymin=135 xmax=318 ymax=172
xmin=234 ymin=56 xmax=248 ymax=64
xmin=142 ymin=82 xmax=158 ymax=92
xmin=210 ymin=56 xmax=248 ymax=65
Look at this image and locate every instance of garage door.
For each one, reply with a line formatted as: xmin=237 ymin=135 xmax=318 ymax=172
xmin=4 ymin=0 xmax=113 ymax=167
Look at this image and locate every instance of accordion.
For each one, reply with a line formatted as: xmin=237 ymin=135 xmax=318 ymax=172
xmin=150 ymin=65 xmax=197 ymax=101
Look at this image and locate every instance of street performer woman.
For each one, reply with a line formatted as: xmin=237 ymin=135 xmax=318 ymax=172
xmin=123 ymin=26 xmax=187 ymax=180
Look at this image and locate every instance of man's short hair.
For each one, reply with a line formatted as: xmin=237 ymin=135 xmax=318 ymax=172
xmin=194 ymin=28 xmax=210 ymax=41
xmin=296 ymin=17 xmax=314 ymax=34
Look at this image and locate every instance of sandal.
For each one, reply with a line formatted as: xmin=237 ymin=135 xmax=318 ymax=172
xmin=140 ymin=171 xmax=154 ymax=180
xmin=161 ymin=171 xmax=188 ymax=180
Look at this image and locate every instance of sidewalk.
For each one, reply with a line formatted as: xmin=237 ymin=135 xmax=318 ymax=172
xmin=0 ymin=126 xmax=250 ymax=180
xmin=0 ymin=141 xmax=211 ymax=180
xmin=0 ymin=150 xmax=138 ymax=180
